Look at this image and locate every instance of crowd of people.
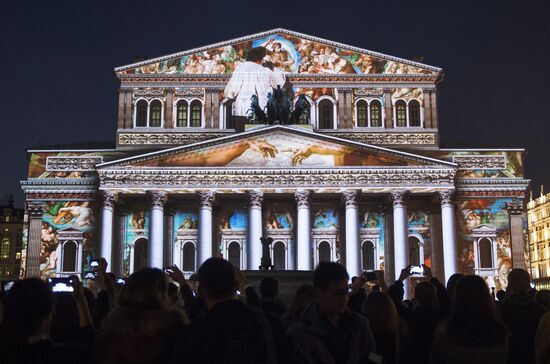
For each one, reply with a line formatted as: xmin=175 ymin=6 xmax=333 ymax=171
xmin=1 ymin=258 xmax=550 ymax=364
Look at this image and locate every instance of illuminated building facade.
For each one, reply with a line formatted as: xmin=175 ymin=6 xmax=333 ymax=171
xmin=21 ymin=29 xmax=529 ymax=291
xmin=0 ymin=195 xmax=24 ymax=280
xmin=528 ymin=188 xmax=550 ymax=289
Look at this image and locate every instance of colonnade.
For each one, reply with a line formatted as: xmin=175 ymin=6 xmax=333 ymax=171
xmin=98 ymin=189 xmax=459 ymax=284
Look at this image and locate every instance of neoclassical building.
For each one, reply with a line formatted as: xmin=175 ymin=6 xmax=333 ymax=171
xmin=21 ymin=29 xmax=529 ymax=291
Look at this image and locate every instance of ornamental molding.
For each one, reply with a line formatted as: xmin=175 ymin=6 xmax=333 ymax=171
xmin=25 ymin=192 xmax=97 ymax=201
xmin=354 ymin=88 xmax=384 ymax=97
xmin=118 ymin=132 xmax=231 ymax=146
xmin=452 ymin=155 xmax=506 ymax=170
xmin=247 ymin=190 xmax=264 ymax=208
xmin=323 ymin=132 xmax=436 ymax=145
xmin=506 ymin=199 xmax=524 ymax=214
xmin=174 ymin=88 xmax=205 ymax=98
xmin=342 ymin=190 xmax=360 ymax=207
xmin=46 ymin=156 xmax=103 ymax=172
xmin=456 ymin=178 xmax=530 ymax=187
xmin=456 ymin=190 xmax=525 ymax=198
xmin=197 ymin=191 xmax=215 ymax=208
xmin=134 ymin=89 xmax=165 ymax=98
xmin=148 ymin=191 xmax=167 ymax=208
xmin=294 ymin=190 xmax=311 ymax=207
xmin=21 ymin=178 xmax=98 ymax=186
xmin=98 ymin=168 xmax=455 ymax=191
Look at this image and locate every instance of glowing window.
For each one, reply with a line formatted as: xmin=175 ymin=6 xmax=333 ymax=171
xmin=149 ymin=100 xmax=162 ymax=127
xmin=370 ymin=100 xmax=382 ymax=127
xmin=356 ymin=100 xmax=368 ymax=127
xmin=136 ymin=100 xmax=148 ymax=127
xmin=1 ymin=238 xmax=9 ymax=260
xmin=396 ymin=100 xmax=407 ymax=127
xmin=176 ymin=100 xmax=188 ymax=127
xmin=190 ymin=100 xmax=202 ymax=127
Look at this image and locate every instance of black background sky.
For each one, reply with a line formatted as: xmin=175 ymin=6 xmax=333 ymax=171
xmin=1 ymin=0 xmax=549 ymax=207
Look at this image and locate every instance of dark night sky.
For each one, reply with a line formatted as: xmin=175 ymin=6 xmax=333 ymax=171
xmin=1 ymin=0 xmax=549 ymax=207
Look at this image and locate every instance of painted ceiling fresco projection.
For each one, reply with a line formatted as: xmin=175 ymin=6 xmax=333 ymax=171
xmin=132 ymin=132 xmax=427 ymax=168
xmin=119 ymin=33 xmax=435 ymax=76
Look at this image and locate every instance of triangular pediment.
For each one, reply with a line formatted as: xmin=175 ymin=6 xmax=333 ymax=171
xmin=115 ymin=28 xmax=440 ymax=76
xmin=99 ymin=126 xmax=455 ymax=169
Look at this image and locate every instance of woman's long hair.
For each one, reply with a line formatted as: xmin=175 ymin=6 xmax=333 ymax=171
xmin=118 ymin=268 xmax=169 ymax=310
xmin=282 ymin=283 xmax=316 ymax=328
xmin=448 ymin=275 xmax=508 ymax=347
xmin=361 ymin=291 xmax=401 ymax=364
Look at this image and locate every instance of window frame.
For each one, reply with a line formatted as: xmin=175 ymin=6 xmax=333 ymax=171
xmin=316 ymin=96 xmax=337 ymax=130
xmin=393 ymin=98 xmax=424 ymax=128
xmin=133 ymin=98 xmax=165 ymax=128
xmin=354 ymin=98 xmax=384 ymax=128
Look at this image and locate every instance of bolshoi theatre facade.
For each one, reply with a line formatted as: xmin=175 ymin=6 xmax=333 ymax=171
xmin=21 ymin=29 xmax=530 ymax=290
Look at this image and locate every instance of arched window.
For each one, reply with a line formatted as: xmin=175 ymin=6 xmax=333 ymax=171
xmin=190 ymin=100 xmax=202 ymax=127
xmin=408 ymin=236 xmax=421 ymax=266
xmin=319 ymin=241 xmax=331 ymax=263
xmin=298 ymin=100 xmax=311 ymax=125
xmin=356 ymin=100 xmax=368 ymax=127
xmin=1 ymin=238 xmax=10 ymax=260
xmin=176 ymin=100 xmax=188 ymax=127
xmin=182 ymin=242 xmax=196 ymax=272
xmin=134 ymin=238 xmax=148 ymax=272
xmin=62 ymin=241 xmax=77 ymax=272
xmin=225 ymin=100 xmax=235 ymax=129
xmin=228 ymin=241 xmax=240 ymax=268
xmin=479 ymin=238 xmax=493 ymax=268
xmin=273 ymin=241 xmax=286 ymax=270
xmin=149 ymin=100 xmax=162 ymax=127
xmin=395 ymin=100 xmax=407 ymax=127
xmin=370 ymin=100 xmax=382 ymax=127
xmin=136 ymin=100 xmax=148 ymax=127
xmin=318 ymin=99 xmax=334 ymax=129
xmin=409 ymin=100 xmax=421 ymax=127
xmin=362 ymin=241 xmax=375 ymax=270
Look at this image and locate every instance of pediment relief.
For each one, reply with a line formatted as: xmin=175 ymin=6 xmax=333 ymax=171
xmin=100 ymin=127 xmax=453 ymax=169
xmin=116 ymin=29 xmax=440 ymax=77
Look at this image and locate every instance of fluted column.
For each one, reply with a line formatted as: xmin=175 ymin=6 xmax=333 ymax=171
xmin=392 ymin=191 xmax=408 ymax=279
xmin=507 ymin=199 xmax=527 ymax=269
xmin=164 ymin=209 xmax=175 ymax=268
xmin=429 ymin=202 xmax=445 ymax=282
xmin=147 ymin=192 xmax=167 ymax=269
xmin=343 ymin=191 xmax=360 ymax=277
xmin=247 ymin=191 xmax=263 ymax=270
xmin=113 ymin=208 xmax=127 ymax=277
xmin=198 ymin=191 xmax=215 ymax=266
xmin=440 ymin=190 xmax=457 ymax=283
xmin=295 ymin=190 xmax=312 ymax=270
xmin=383 ymin=206 xmax=395 ymax=284
xmin=26 ymin=201 xmax=44 ymax=278
xmin=100 ymin=191 xmax=118 ymax=269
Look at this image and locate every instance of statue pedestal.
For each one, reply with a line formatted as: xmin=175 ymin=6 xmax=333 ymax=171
xmin=243 ymin=270 xmax=314 ymax=305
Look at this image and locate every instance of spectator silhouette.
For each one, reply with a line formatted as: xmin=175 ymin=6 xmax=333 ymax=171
xmin=259 ymin=277 xmax=286 ymax=319
xmin=361 ymin=291 xmax=404 ymax=364
xmin=499 ymin=268 xmax=545 ymax=364
xmin=535 ymin=290 xmax=550 ymax=311
xmin=172 ymin=257 xmax=291 ymax=364
xmin=430 ymin=275 xmax=509 ymax=364
xmin=445 ymin=273 xmax=464 ymax=301
xmin=281 ymin=283 xmax=316 ymax=329
xmin=94 ymin=268 xmax=187 ymax=364
xmin=287 ymin=262 xmax=379 ymax=364
xmin=0 ymin=278 xmax=93 ymax=364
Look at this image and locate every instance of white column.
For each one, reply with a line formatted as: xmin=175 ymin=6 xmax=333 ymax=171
xmin=100 ymin=191 xmax=118 ymax=269
xmin=148 ymin=191 xmax=167 ymax=269
xmin=295 ymin=190 xmax=312 ymax=271
xmin=197 ymin=191 xmax=215 ymax=266
xmin=440 ymin=190 xmax=458 ymax=283
xmin=113 ymin=209 xmax=127 ymax=277
xmin=26 ymin=201 xmax=44 ymax=278
xmin=392 ymin=191 xmax=409 ymax=297
xmin=343 ymin=191 xmax=360 ymax=278
xmin=247 ymin=191 xmax=263 ymax=270
xmin=429 ymin=203 xmax=445 ymax=282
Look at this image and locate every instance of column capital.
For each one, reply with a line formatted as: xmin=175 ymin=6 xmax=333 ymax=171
xmin=342 ymin=190 xmax=360 ymax=208
xmin=438 ymin=190 xmax=454 ymax=207
xmin=102 ymin=191 xmax=119 ymax=208
xmin=506 ymin=199 xmax=524 ymax=214
xmin=26 ymin=201 xmax=44 ymax=218
xmin=247 ymin=190 xmax=264 ymax=208
xmin=391 ymin=190 xmax=409 ymax=207
xmin=148 ymin=191 xmax=167 ymax=208
xmin=197 ymin=191 xmax=215 ymax=208
xmin=294 ymin=190 xmax=311 ymax=208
